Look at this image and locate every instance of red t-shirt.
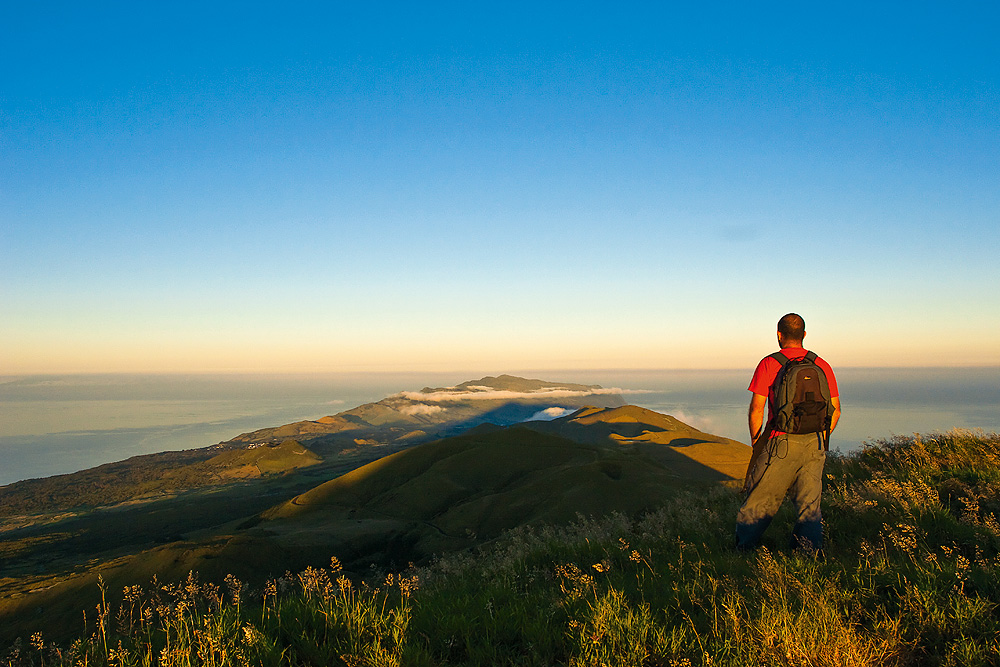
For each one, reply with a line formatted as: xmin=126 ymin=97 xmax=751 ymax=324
xmin=748 ymin=348 xmax=839 ymax=430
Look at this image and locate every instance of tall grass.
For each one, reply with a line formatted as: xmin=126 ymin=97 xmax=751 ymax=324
xmin=5 ymin=430 xmax=999 ymax=666
xmin=3 ymin=560 xmax=415 ymax=667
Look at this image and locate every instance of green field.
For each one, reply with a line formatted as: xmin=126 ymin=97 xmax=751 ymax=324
xmin=4 ymin=429 xmax=999 ymax=666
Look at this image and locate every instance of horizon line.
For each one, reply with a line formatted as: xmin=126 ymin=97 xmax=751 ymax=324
xmin=3 ymin=363 xmax=1000 ymax=379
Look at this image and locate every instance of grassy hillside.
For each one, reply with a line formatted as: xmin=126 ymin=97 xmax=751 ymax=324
xmin=0 ymin=441 xmax=323 ymax=518
xmin=257 ymin=426 xmax=738 ymax=568
xmin=5 ymin=429 xmax=999 ymax=666
xmin=0 ymin=405 xmax=743 ymax=646
xmin=521 ymin=405 xmax=750 ymax=480
xmin=247 ymin=405 xmax=749 ymax=570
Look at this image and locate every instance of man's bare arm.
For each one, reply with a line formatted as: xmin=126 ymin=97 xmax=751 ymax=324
xmin=748 ymin=393 xmax=767 ymax=444
xmin=830 ymin=396 xmax=841 ymax=432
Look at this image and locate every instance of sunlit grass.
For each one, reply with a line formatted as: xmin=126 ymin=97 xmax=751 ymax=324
xmin=5 ymin=429 xmax=1000 ymax=666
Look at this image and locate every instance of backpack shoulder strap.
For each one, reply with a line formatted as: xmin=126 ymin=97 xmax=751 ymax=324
xmin=769 ymin=351 xmax=790 ymax=367
xmin=804 ymin=350 xmax=818 ymax=363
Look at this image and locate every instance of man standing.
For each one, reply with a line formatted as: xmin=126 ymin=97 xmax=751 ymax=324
xmin=736 ymin=313 xmax=841 ymax=552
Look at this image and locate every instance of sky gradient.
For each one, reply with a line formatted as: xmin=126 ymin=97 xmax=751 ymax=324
xmin=3 ymin=1 xmax=998 ymax=373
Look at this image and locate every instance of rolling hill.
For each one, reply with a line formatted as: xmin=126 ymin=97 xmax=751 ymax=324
xmin=0 ymin=375 xmax=626 ymax=520
xmin=0 ymin=440 xmax=323 ymax=521
xmin=0 ymin=377 xmax=750 ymax=644
xmin=242 ymin=404 xmax=750 ymax=569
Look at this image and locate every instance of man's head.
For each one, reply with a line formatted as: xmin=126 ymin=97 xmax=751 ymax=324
xmin=777 ymin=313 xmax=806 ymax=348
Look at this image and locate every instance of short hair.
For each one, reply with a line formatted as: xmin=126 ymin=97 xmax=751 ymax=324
xmin=777 ymin=313 xmax=805 ymax=341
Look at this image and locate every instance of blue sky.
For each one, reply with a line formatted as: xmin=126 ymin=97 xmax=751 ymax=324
xmin=2 ymin=1 xmax=998 ymax=373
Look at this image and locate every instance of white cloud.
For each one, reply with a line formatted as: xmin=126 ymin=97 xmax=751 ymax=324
xmin=525 ymin=407 xmax=576 ymax=421
xmin=670 ymin=410 xmax=715 ymax=432
xmin=399 ymin=404 xmax=446 ymax=416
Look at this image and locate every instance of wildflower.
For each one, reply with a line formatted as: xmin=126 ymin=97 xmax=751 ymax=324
xmin=330 ymin=556 xmax=343 ymax=574
xmin=262 ymin=579 xmax=278 ymax=604
xmin=398 ymin=575 xmax=419 ymax=597
xmin=123 ymin=585 xmax=143 ymax=603
xmin=108 ymin=642 xmax=128 ymax=667
xmin=984 ymin=513 xmax=1000 ymax=536
xmin=184 ymin=571 xmax=201 ymax=598
xmin=224 ymin=574 xmax=244 ymax=605
xmin=555 ymin=563 xmax=592 ymax=599
xmin=881 ymin=522 xmax=918 ymax=553
xmin=973 ymin=544 xmax=986 ymax=566
xmin=592 ymin=561 xmax=610 ymax=573
xmin=242 ymin=623 xmax=261 ymax=647
xmin=556 ymin=563 xmax=583 ymax=580
xmin=29 ymin=633 xmax=44 ymax=651
xmin=298 ymin=565 xmax=331 ymax=596
xmin=858 ymin=540 xmax=876 ymax=560
xmin=958 ymin=496 xmax=981 ymax=524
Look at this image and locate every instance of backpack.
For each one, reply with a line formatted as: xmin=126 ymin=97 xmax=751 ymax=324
xmin=767 ymin=350 xmax=833 ymax=450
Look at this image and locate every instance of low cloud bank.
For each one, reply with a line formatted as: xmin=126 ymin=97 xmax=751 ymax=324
xmin=670 ymin=409 xmax=715 ymax=433
xmin=399 ymin=404 xmax=446 ymax=416
xmin=525 ymin=407 xmax=576 ymax=421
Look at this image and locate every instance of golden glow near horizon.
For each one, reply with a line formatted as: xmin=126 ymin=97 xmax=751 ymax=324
xmin=4 ymin=317 xmax=997 ymax=375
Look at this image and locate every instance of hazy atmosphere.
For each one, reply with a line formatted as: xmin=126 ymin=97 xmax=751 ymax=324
xmin=3 ymin=367 xmax=1000 ymax=485
xmin=3 ymin=2 xmax=999 ymax=373
xmin=3 ymin=7 xmax=1000 ymax=658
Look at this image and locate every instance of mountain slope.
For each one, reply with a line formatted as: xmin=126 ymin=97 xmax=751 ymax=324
xmin=0 ymin=375 xmax=623 ymax=518
xmin=0 ymin=380 xmax=746 ymax=645
xmin=521 ymin=405 xmax=750 ymax=480
xmin=0 ymin=440 xmax=323 ymax=518
xmin=250 ymin=405 xmax=750 ymax=567
xmin=0 ymin=400 xmax=749 ymax=644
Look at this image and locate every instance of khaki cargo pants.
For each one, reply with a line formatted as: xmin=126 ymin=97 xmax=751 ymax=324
xmin=735 ymin=431 xmax=825 ymax=551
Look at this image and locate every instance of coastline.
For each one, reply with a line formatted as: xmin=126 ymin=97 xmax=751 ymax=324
xmin=3 ymin=367 xmax=999 ymax=486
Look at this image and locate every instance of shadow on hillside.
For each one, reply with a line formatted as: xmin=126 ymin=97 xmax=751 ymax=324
xmin=251 ymin=426 xmax=744 ymax=572
xmin=433 ymin=399 xmax=622 ymax=437
xmin=657 ymin=437 xmax=716 ymax=447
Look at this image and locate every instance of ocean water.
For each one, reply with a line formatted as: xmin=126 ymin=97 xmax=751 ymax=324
xmin=1 ymin=368 xmax=998 ymax=486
